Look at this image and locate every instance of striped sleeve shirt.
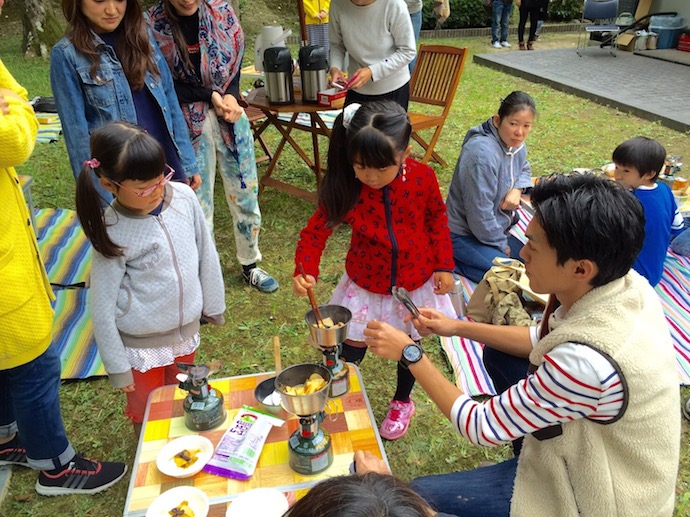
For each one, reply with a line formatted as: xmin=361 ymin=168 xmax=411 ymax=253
xmin=449 ymin=328 xmax=624 ymax=447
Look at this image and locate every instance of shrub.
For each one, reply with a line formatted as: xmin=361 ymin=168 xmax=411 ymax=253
xmin=546 ymin=0 xmax=582 ymax=22
xmin=421 ymin=0 xmax=582 ymax=29
xmin=422 ymin=0 xmax=491 ymax=30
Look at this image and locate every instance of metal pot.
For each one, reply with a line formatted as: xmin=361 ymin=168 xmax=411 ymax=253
xmin=275 ymin=364 xmax=331 ymax=416
xmin=305 ymin=305 xmax=352 ymax=348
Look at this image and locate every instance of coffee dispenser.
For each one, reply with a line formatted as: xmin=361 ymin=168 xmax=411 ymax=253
xmin=298 ymin=46 xmax=328 ymax=104
xmin=264 ymin=47 xmax=294 ymax=105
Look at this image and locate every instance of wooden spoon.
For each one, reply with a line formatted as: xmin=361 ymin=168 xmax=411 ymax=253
xmin=273 ymin=335 xmax=282 ymax=375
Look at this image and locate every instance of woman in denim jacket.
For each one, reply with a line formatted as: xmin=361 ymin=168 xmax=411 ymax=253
xmin=50 ymin=0 xmax=200 ymax=204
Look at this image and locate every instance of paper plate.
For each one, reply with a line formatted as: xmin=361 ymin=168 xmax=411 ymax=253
xmin=156 ymin=435 xmax=214 ymax=478
xmin=146 ymin=486 xmax=209 ymax=517
xmin=226 ymin=488 xmax=289 ymax=517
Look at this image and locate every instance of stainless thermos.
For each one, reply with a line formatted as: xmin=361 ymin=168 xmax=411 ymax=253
xmin=298 ymin=46 xmax=328 ymax=104
xmin=264 ymin=47 xmax=294 ymax=105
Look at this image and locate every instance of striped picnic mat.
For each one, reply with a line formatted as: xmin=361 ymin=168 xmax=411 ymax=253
xmin=35 ymin=112 xmax=62 ymax=144
xmin=440 ymin=206 xmax=690 ymax=396
xmin=35 ymin=208 xmax=105 ymax=379
xmin=277 ymin=109 xmax=340 ymax=129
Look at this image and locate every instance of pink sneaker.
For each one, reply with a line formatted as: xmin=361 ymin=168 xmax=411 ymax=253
xmin=379 ymin=399 xmax=415 ymax=440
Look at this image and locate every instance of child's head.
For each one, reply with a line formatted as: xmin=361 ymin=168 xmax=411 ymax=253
xmin=612 ymin=136 xmax=666 ymax=189
xmin=528 ymin=173 xmax=644 ymax=289
xmin=493 ymin=91 xmax=537 ymax=149
xmin=320 ymin=100 xmax=411 ymax=225
xmin=76 ymin=121 xmax=168 ymax=258
xmin=283 ymin=472 xmax=432 ymax=517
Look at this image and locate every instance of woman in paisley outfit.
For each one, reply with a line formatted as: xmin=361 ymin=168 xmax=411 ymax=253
xmin=148 ymin=0 xmax=278 ymax=292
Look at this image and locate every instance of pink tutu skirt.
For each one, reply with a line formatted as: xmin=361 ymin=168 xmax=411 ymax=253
xmin=330 ymin=274 xmax=456 ymax=342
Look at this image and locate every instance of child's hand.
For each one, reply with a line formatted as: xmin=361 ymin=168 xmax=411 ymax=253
xmin=433 ymin=271 xmax=454 ymax=295
xmin=121 ymin=383 xmax=136 ymax=393
xmin=292 ymin=273 xmax=316 ymax=296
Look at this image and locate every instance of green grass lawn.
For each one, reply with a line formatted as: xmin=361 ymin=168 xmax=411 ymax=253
xmin=2 ymin=14 xmax=690 ymax=516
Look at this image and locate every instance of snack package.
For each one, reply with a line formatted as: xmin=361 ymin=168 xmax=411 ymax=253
xmin=203 ymin=405 xmax=284 ymax=480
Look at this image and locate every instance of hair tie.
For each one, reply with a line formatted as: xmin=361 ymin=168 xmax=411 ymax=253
xmin=342 ymin=103 xmax=362 ymax=129
xmin=84 ymin=158 xmax=100 ymax=169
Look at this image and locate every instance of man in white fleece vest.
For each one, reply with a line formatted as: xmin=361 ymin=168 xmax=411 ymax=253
xmin=363 ymin=173 xmax=680 ymax=516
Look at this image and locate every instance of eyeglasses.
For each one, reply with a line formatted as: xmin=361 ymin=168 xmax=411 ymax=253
xmin=111 ymin=166 xmax=174 ymax=198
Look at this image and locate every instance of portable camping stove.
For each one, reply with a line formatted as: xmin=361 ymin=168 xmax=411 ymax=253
xmin=305 ymin=305 xmax=352 ymax=398
xmin=176 ymin=361 xmax=226 ymax=431
xmin=276 ymin=363 xmax=334 ymax=475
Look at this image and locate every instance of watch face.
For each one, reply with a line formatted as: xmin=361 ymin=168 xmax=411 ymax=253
xmin=403 ymin=344 xmax=423 ymax=363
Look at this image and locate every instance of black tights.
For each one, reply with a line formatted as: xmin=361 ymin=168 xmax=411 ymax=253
xmin=518 ymin=6 xmax=539 ymax=43
xmin=340 ymin=341 xmax=416 ymax=402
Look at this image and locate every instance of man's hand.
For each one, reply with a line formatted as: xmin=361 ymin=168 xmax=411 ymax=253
xmin=409 ymin=307 xmax=459 ymax=338
xmin=292 ymin=273 xmax=315 ymax=296
xmin=353 ymin=450 xmax=391 ymax=475
xmin=363 ymin=320 xmax=410 ymax=361
xmin=121 ymin=383 xmax=136 ymax=393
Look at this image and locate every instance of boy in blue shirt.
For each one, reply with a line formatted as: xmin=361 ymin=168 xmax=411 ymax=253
xmin=613 ymin=136 xmax=684 ymax=286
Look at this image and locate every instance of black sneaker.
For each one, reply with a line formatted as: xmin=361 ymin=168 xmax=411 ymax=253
xmin=0 ymin=436 xmax=29 ymax=468
xmin=36 ymin=455 xmax=127 ymax=496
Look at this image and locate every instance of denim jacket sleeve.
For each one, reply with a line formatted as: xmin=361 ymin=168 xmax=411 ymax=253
xmin=50 ymin=42 xmax=91 ymax=180
xmin=150 ymin=36 xmax=198 ymax=179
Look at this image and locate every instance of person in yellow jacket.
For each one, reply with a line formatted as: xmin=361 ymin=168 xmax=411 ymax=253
xmin=304 ymin=0 xmax=330 ymax=54
xmin=0 ymin=57 xmax=127 ymax=495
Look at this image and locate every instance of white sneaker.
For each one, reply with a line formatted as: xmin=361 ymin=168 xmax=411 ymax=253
xmin=501 ymin=41 xmax=512 ymax=48
xmin=492 ymin=41 xmax=502 ymax=49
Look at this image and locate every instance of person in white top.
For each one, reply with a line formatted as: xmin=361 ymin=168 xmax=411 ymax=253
xmin=329 ymin=0 xmax=416 ymax=109
xmin=363 ymin=173 xmax=680 ymax=516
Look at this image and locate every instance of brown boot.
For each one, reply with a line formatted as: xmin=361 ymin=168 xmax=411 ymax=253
xmin=527 ymin=41 xmax=534 ymax=50
xmin=519 ymin=41 xmax=526 ymax=50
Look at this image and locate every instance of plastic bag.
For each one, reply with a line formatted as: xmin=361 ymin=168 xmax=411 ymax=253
xmin=203 ymin=405 xmax=284 ymax=480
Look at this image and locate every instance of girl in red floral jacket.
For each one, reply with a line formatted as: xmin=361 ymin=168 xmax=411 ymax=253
xmin=293 ymin=100 xmax=455 ymax=440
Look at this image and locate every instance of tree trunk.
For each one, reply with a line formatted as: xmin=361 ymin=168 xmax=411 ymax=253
xmin=21 ymin=0 xmax=64 ymax=58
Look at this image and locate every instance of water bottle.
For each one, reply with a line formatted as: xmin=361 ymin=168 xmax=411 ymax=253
xmin=449 ymin=274 xmax=465 ymax=317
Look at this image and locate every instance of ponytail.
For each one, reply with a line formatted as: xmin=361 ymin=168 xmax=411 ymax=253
xmin=319 ymin=113 xmax=361 ymax=227
xmin=75 ymin=164 xmax=123 ymax=258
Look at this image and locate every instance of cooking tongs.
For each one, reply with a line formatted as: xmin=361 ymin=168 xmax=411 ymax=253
xmin=392 ymin=286 xmax=420 ymax=319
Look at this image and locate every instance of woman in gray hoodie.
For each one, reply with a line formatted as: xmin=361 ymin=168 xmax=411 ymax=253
xmin=446 ymin=91 xmax=536 ymax=283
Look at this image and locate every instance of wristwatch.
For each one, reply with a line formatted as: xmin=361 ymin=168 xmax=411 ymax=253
xmin=400 ymin=343 xmax=424 ymax=369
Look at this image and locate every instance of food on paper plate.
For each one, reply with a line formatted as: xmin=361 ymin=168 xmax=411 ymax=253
xmin=313 ymin=317 xmax=345 ymax=329
xmin=169 ymin=500 xmax=195 ymax=517
xmin=172 ymin=449 xmax=201 ymax=469
xmin=283 ymin=373 xmax=328 ymax=395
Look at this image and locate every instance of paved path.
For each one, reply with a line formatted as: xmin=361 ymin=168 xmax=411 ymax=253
xmin=475 ymin=48 xmax=690 ymax=132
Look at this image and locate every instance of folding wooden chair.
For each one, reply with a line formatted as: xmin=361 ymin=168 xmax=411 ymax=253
xmin=408 ymin=44 xmax=468 ymax=168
